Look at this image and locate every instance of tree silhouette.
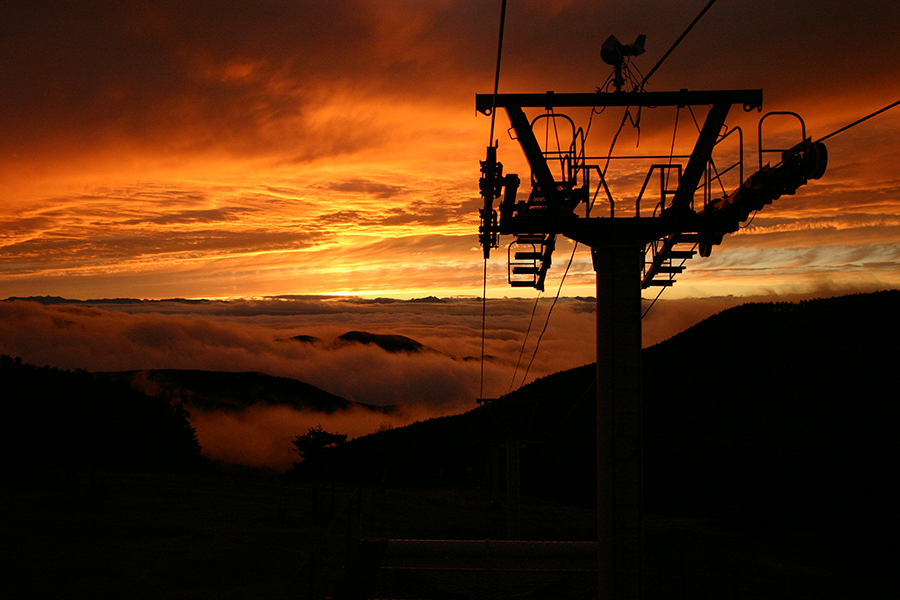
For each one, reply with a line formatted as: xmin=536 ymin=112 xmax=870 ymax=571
xmin=292 ymin=425 xmax=346 ymax=514
xmin=292 ymin=425 xmax=347 ymax=463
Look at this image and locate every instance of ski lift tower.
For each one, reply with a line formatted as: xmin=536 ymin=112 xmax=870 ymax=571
xmin=477 ymin=75 xmax=827 ymax=598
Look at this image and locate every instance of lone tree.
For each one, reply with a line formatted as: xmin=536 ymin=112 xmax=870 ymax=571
xmin=293 ymin=425 xmax=346 ymax=462
xmin=292 ymin=425 xmax=346 ymax=514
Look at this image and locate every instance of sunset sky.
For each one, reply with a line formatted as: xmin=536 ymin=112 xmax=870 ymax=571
xmin=2 ymin=0 xmax=899 ymax=301
xmin=3 ymin=1 xmax=899 ymax=468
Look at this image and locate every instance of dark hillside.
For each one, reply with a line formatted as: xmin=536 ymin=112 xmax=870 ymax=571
xmin=311 ymin=291 xmax=900 ymax=531
xmin=0 ymin=356 xmax=201 ymax=471
xmin=642 ymin=290 xmax=900 ymax=527
xmin=279 ymin=330 xmax=433 ymax=355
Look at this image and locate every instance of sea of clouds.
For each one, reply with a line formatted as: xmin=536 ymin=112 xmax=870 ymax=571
xmin=1 ymin=290 xmax=864 ymax=469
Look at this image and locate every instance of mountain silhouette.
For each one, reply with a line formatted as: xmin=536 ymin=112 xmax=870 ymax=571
xmin=116 ymin=369 xmax=393 ymax=414
xmin=278 ymin=330 xmax=435 ymax=354
xmin=334 ymin=331 xmax=430 ymax=354
xmin=303 ymin=290 xmax=900 ymax=530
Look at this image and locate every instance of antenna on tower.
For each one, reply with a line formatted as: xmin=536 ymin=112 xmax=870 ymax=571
xmin=601 ymin=34 xmax=646 ymax=91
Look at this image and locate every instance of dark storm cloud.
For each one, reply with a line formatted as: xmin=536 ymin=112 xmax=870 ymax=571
xmin=3 ymin=2 xmax=347 ymax=141
xmin=4 ymin=0 xmax=898 ymax=165
xmin=0 ymin=0 xmax=499 ymax=167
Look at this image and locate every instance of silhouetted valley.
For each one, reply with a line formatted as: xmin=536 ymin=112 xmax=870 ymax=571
xmin=4 ymin=291 xmax=897 ymax=529
xmin=294 ymin=290 xmax=900 ymax=532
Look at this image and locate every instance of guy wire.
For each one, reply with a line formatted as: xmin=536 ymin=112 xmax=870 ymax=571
xmin=508 ymin=290 xmax=542 ymax=394
xmin=518 ymin=242 xmax=578 ymax=390
xmin=638 ymin=0 xmax=718 ymax=91
xmin=488 ymin=0 xmax=508 ymax=145
xmin=815 ymin=99 xmax=900 ymax=144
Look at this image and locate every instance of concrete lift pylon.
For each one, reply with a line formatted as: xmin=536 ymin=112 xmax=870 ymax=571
xmin=477 ymin=89 xmax=827 ymax=600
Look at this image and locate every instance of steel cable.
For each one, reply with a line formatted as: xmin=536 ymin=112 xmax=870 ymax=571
xmin=480 ymin=0 xmax=509 ymax=400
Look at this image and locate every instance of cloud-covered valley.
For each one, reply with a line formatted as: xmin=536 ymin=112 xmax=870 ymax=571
xmin=1 ymin=289 xmax=889 ymax=469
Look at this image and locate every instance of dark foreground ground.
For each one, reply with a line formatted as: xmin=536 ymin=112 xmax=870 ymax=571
xmin=1 ymin=469 xmax=892 ymax=599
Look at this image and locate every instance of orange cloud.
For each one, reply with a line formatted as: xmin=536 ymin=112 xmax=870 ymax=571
xmin=1 ymin=2 xmax=899 ymax=301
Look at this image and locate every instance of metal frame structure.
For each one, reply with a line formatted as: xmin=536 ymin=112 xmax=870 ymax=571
xmin=477 ymin=89 xmax=827 ymax=600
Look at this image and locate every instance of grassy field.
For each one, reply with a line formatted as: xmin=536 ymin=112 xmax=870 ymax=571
xmin=1 ymin=469 xmax=890 ymax=599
